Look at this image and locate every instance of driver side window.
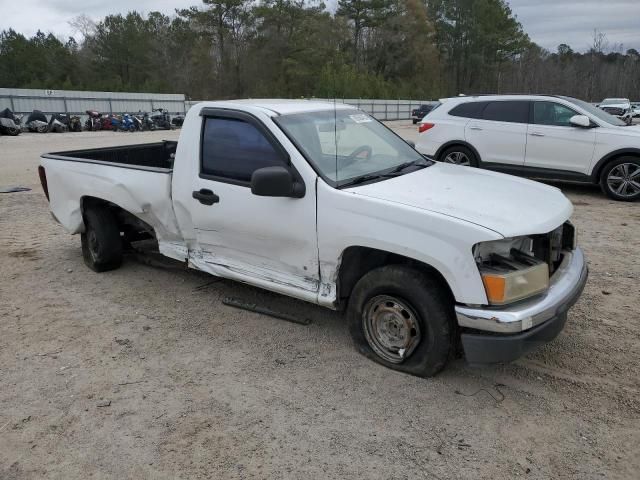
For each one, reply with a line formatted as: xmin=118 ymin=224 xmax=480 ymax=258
xmin=201 ymin=116 xmax=287 ymax=183
xmin=533 ymin=102 xmax=578 ymax=127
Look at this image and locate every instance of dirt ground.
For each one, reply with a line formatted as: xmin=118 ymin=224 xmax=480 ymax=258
xmin=1 ymin=124 xmax=639 ymax=480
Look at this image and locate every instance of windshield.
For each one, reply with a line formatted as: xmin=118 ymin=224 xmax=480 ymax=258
xmin=561 ymin=96 xmax=627 ymax=126
xmin=275 ymin=109 xmax=427 ymax=186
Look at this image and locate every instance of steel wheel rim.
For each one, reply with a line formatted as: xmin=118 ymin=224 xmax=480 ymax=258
xmin=444 ymin=151 xmax=471 ymax=166
xmin=607 ymin=163 xmax=640 ymax=198
xmin=362 ymin=295 xmax=422 ymax=364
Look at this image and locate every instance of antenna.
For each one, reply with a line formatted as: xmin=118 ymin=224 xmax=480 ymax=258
xmin=334 ymin=96 xmax=338 ymax=183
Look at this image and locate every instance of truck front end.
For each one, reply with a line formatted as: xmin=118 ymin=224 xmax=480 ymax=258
xmin=456 ymin=222 xmax=588 ymax=364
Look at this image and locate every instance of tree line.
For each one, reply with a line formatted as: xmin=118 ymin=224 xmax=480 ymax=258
xmin=1 ymin=0 xmax=639 ymax=102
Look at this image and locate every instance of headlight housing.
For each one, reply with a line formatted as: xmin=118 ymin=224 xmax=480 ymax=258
xmin=474 ymin=236 xmax=549 ymax=305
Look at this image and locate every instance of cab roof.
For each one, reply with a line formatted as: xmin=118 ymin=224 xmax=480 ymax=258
xmin=195 ymin=99 xmax=357 ymax=116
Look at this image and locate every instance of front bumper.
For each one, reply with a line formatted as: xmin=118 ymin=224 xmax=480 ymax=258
xmin=455 ymin=247 xmax=588 ymax=364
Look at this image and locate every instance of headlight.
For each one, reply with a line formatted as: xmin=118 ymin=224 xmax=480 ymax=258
xmin=474 ymin=237 xmax=549 ymax=305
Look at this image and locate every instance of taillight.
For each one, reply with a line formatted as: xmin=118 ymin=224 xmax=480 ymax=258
xmin=419 ymin=122 xmax=435 ymax=133
xmin=38 ymin=165 xmax=50 ymax=201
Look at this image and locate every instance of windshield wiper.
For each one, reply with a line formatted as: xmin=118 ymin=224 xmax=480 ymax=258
xmin=387 ymin=158 xmax=430 ymax=174
xmin=340 ymin=173 xmax=390 ymax=188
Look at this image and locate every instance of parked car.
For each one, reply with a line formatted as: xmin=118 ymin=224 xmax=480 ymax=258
xmin=411 ymin=104 xmax=435 ymax=124
xmin=632 ymin=103 xmax=640 ymax=119
xmin=598 ymin=98 xmax=633 ymax=125
xmin=39 ymin=100 xmax=588 ymax=376
xmin=416 ymin=94 xmax=640 ymax=201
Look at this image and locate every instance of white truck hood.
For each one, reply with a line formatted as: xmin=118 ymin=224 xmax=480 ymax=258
xmin=347 ymin=163 xmax=573 ymax=238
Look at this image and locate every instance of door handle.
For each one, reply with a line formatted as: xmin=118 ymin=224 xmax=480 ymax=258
xmin=530 ymin=132 xmax=545 ymax=137
xmin=192 ymin=189 xmax=220 ymax=206
xmin=469 ymin=126 xmax=483 ymax=131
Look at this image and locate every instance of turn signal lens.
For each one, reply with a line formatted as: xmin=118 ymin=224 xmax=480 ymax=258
xmin=482 ymin=275 xmax=507 ymax=304
xmin=419 ymin=122 xmax=434 ymax=133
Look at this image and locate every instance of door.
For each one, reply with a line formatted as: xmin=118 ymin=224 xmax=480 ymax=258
xmin=525 ymin=101 xmax=596 ymax=175
xmin=465 ymin=100 xmax=530 ymax=166
xmin=187 ymin=110 xmax=320 ymax=297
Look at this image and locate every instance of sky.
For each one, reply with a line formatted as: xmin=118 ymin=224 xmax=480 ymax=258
xmin=1 ymin=0 xmax=639 ymax=53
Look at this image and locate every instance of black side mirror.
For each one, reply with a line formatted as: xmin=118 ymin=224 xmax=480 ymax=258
xmin=251 ymin=166 xmax=305 ymax=198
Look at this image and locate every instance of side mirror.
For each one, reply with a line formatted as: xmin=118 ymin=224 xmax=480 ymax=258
xmin=570 ymin=115 xmax=592 ymax=128
xmin=251 ymin=166 xmax=305 ymax=198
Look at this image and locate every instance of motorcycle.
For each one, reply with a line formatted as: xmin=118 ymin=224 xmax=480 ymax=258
xmin=110 ymin=114 xmax=134 ymax=132
xmin=121 ymin=113 xmax=135 ymax=132
xmin=48 ymin=113 xmax=69 ymax=133
xmin=137 ymin=111 xmax=156 ymax=131
xmin=0 ymin=108 xmax=22 ymax=136
xmin=131 ymin=114 xmax=143 ymax=131
xmin=69 ymin=115 xmax=82 ymax=132
xmin=101 ymin=114 xmax=115 ymax=130
xmin=85 ymin=110 xmax=103 ymax=131
xmin=26 ymin=110 xmax=49 ymax=133
xmin=171 ymin=114 xmax=185 ymax=127
xmin=150 ymin=109 xmax=171 ymax=130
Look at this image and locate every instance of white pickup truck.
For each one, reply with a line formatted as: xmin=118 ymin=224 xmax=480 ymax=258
xmin=39 ymin=100 xmax=588 ymax=376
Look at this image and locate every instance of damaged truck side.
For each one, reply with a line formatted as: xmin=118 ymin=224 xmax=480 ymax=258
xmin=39 ymin=100 xmax=588 ymax=376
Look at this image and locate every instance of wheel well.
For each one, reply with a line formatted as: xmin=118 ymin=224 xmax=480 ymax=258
xmin=80 ymin=196 xmax=156 ymax=243
xmin=592 ymin=150 xmax=640 ymax=182
xmin=336 ymin=246 xmax=453 ymax=309
xmin=435 ymin=141 xmax=481 ymax=163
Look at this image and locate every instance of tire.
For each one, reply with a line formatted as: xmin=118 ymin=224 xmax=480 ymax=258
xmin=439 ymin=145 xmax=478 ymax=167
xmin=600 ymin=156 xmax=640 ymax=201
xmin=347 ymin=265 xmax=454 ymax=377
xmin=412 ymin=119 xmax=417 ymax=124
xmin=6 ymin=127 xmax=20 ymax=136
xmin=81 ymin=206 xmax=123 ymax=272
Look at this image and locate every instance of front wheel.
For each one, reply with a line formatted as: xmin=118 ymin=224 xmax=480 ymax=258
xmin=600 ymin=157 xmax=640 ymax=201
xmin=439 ymin=145 xmax=477 ymax=167
xmin=347 ymin=265 xmax=454 ymax=377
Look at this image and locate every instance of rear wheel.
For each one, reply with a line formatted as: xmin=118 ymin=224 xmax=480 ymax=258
xmin=600 ymin=157 xmax=640 ymax=201
xmin=439 ymin=145 xmax=477 ymax=167
xmin=81 ymin=206 xmax=123 ymax=272
xmin=347 ymin=265 xmax=454 ymax=377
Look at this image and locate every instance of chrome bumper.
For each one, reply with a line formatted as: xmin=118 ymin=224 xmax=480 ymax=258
xmin=455 ymin=247 xmax=588 ymax=334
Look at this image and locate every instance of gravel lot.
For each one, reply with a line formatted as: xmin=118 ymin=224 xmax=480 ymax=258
xmin=1 ymin=125 xmax=639 ymax=479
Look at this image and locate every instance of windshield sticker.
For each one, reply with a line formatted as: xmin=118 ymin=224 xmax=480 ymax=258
xmin=349 ymin=114 xmax=372 ymax=123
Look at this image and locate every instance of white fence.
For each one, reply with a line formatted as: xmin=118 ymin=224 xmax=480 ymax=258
xmin=0 ymin=88 xmax=186 ymax=118
xmin=1 ymin=89 xmax=437 ymax=122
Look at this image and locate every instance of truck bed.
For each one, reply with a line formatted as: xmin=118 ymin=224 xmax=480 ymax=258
xmin=40 ymin=140 xmax=185 ymax=253
xmin=42 ymin=141 xmax=177 ymax=172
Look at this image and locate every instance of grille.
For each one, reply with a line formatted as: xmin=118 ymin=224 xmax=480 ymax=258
xmin=602 ymin=107 xmax=625 ymax=116
xmin=530 ymin=222 xmax=575 ymax=275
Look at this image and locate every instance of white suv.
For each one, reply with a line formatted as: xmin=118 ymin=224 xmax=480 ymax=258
xmin=415 ymin=94 xmax=640 ymax=201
